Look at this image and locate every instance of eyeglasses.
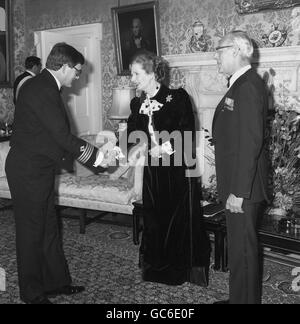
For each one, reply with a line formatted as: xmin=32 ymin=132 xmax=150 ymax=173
xmin=73 ymin=66 xmax=82 ymax=78
xmin=215 ymin=45 xmax=234 ymax=52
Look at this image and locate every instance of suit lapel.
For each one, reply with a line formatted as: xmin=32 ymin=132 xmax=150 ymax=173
xmin=212 ymin=69 xmax=254 ymax=132
xmin=212 ymin=88 xmax=232 ymax=132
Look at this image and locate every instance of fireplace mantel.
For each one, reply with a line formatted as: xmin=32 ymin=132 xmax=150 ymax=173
xmin=164 ymin=46 xmax=300 ymax=185
xmin=165 ymin=46 xmax=300 ymax=68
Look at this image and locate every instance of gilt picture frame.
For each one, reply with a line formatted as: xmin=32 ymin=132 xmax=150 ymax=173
xmin=112 ymin=1 xmax=161 ymax=76
xmin=0 ymin=0 xmax=13 ymax=88
xmin=235 ymin=0 xmax=300 ymax=14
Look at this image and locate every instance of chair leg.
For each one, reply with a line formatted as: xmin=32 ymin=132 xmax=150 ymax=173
xmin=222 ymin=235 xmax=229 ymax=272
xmin=79 ymin=209 xmax=87 ymax=234
xmin=213 ymin=231 xmax=222 ymax=271
xmin=132 ymin=206 xmax=141 ymax=245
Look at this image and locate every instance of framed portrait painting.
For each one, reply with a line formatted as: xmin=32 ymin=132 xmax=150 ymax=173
xmin=112 ymin=1 xmax=161 ymax=75
xmin=235 ymin=0 xmax=300 ymax=14
xmin=0 ymin=0 xmax=13 ymax=87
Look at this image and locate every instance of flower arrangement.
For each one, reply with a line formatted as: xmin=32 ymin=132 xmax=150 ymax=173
xmin=267 ymin=85 xmax=300 ymax=216
xmin=202 ymin=128 xmax=219 ymax=203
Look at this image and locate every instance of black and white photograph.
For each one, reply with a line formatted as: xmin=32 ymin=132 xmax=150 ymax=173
xmin=0 ymin=0 xmax=299 ymax=308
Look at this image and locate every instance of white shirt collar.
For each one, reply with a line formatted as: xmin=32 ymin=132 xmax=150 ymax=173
xmin=46 ymin=69 xmax=62 ymax=90
xmin=229 ymin=65 xmax=252 ymax=89
xmin=26 ymin=70 xmax=36 ymax=77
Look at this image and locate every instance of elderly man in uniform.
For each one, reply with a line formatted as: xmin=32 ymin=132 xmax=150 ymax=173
xmin=212 ymin=31 xmax=269 ymax=304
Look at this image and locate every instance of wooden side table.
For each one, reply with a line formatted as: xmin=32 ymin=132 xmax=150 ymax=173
xmin=204 ymin=215 xmax=228 ymax=272
xmin=132 ymin=200 xmax=143 ymax=245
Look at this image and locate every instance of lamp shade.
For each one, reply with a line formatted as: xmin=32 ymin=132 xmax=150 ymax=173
xmin=109 ymin=87 xmax=136 ymax=120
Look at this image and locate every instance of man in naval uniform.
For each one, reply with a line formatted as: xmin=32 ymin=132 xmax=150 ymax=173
xmin=5 ymin=43 xmax=110 ymax=304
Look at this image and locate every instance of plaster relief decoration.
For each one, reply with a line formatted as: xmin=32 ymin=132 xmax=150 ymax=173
xmin=291 ymin=6 xmax=300 ymax=32
xmin=262 ymin=23 xmax=288 ymax=47
xmin=235 ymin=0 xmax=300 ymax=14
xmin=187 ymin=20 xmax=212 ymax=53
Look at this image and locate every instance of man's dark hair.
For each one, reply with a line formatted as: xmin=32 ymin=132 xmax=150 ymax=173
xmin=46 ymin=42 xmax=85 ymax=71
xmin=25 ymin=56 xmax=41 ymax=69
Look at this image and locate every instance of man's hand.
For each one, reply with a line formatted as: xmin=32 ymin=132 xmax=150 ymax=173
xmin=94 ymin=143 xmax=117 ymax=168
xmin=102 ymin=149 xmax=118 ymax=168
xmin=226 ymin=194 xmax=244 ymax=214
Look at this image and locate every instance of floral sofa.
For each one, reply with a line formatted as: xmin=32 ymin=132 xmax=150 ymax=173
xmin=0 ymin=133 xmax=144 ymax=235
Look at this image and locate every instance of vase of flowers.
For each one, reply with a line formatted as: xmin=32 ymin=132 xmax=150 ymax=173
xmin=267 ymin=85 xmax=300 ymax=220
xmin=202 ymin=128 xmax=219 ymax=204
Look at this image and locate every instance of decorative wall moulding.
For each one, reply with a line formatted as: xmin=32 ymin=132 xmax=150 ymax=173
xmin=235 ymin=0 xmax=300 ymax=15
xmin=165 ymin=46 xmax=300 ymax=68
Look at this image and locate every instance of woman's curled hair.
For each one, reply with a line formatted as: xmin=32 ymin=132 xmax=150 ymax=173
xmin=130 ymin=50 xmax=169 ymax=84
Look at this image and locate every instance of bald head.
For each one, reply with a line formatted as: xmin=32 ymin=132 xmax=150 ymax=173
xmin=223 ymin=31 xmax=254 ymax=63
xmin=132 ymin=18 xmax=143 ymax=37
xmin=214 ymin=31 xmax=254 ymax=76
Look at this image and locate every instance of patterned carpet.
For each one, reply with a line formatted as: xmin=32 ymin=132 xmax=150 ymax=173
xmin=0 ymin=209 xmax=299 ymax=304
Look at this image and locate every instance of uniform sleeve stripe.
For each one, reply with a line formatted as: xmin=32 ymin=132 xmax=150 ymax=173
xmin=78 ymin=144 xmax=89 ymax=163
xmin=82 ymin=144 xmax=94 ymax=164
xmin=78 ymin=143 xmax=94 ymax=164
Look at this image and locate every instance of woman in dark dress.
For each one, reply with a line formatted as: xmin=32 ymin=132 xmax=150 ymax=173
xmin=127 ymin=51 xmax=210 ymax=286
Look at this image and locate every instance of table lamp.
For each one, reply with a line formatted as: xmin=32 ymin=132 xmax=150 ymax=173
xmin=109 ymin=87 xmax=136 ymax=132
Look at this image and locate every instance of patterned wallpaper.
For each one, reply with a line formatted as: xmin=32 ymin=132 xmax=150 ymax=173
xmin=0 ymin=0 xmax=25 ymax=125
xmin=1 ymin=0 xmax=300 ymax=127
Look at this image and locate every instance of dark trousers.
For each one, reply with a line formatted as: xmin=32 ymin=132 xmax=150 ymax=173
xmin=225 ymin=202 xmax=262 ymax=305
xmin=5 ymin=148 xmax=71 ymax=303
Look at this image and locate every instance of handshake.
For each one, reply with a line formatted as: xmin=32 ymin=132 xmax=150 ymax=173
xmin=94 ymin=142 xmax=124 ymax=168
xmin=91 ymin=131 xmax=124 ymax=169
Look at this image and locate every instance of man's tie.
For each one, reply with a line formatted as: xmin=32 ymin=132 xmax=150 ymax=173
xmin=227 ymin=75 xmax=232 ymax=88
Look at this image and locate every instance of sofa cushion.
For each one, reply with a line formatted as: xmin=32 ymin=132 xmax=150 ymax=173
xmin=56 ymin=173 xmax=135 ymax=205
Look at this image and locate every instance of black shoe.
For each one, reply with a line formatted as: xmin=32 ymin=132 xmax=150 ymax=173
xmin=26 ymin=296 xmax=53 ymax=304
xmin=46 ymin=285 xmax=85 ymax=298
xmin=213 ymin=299 xmax=230 ymax=305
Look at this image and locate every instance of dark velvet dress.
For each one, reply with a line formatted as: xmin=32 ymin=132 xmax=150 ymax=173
xmin=127 ymin=85 xmax=210 ymax=286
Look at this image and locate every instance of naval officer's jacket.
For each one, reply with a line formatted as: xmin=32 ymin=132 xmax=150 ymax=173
xmin=10 ymin=69 xmax=103 ymax=173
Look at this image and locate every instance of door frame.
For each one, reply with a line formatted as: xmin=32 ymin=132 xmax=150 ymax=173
xmin=34 ymin=23 xmax=103 ymax=132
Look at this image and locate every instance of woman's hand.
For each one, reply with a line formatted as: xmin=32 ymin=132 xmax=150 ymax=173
xmin=149 ymin=145 xmax=163 ymax=159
